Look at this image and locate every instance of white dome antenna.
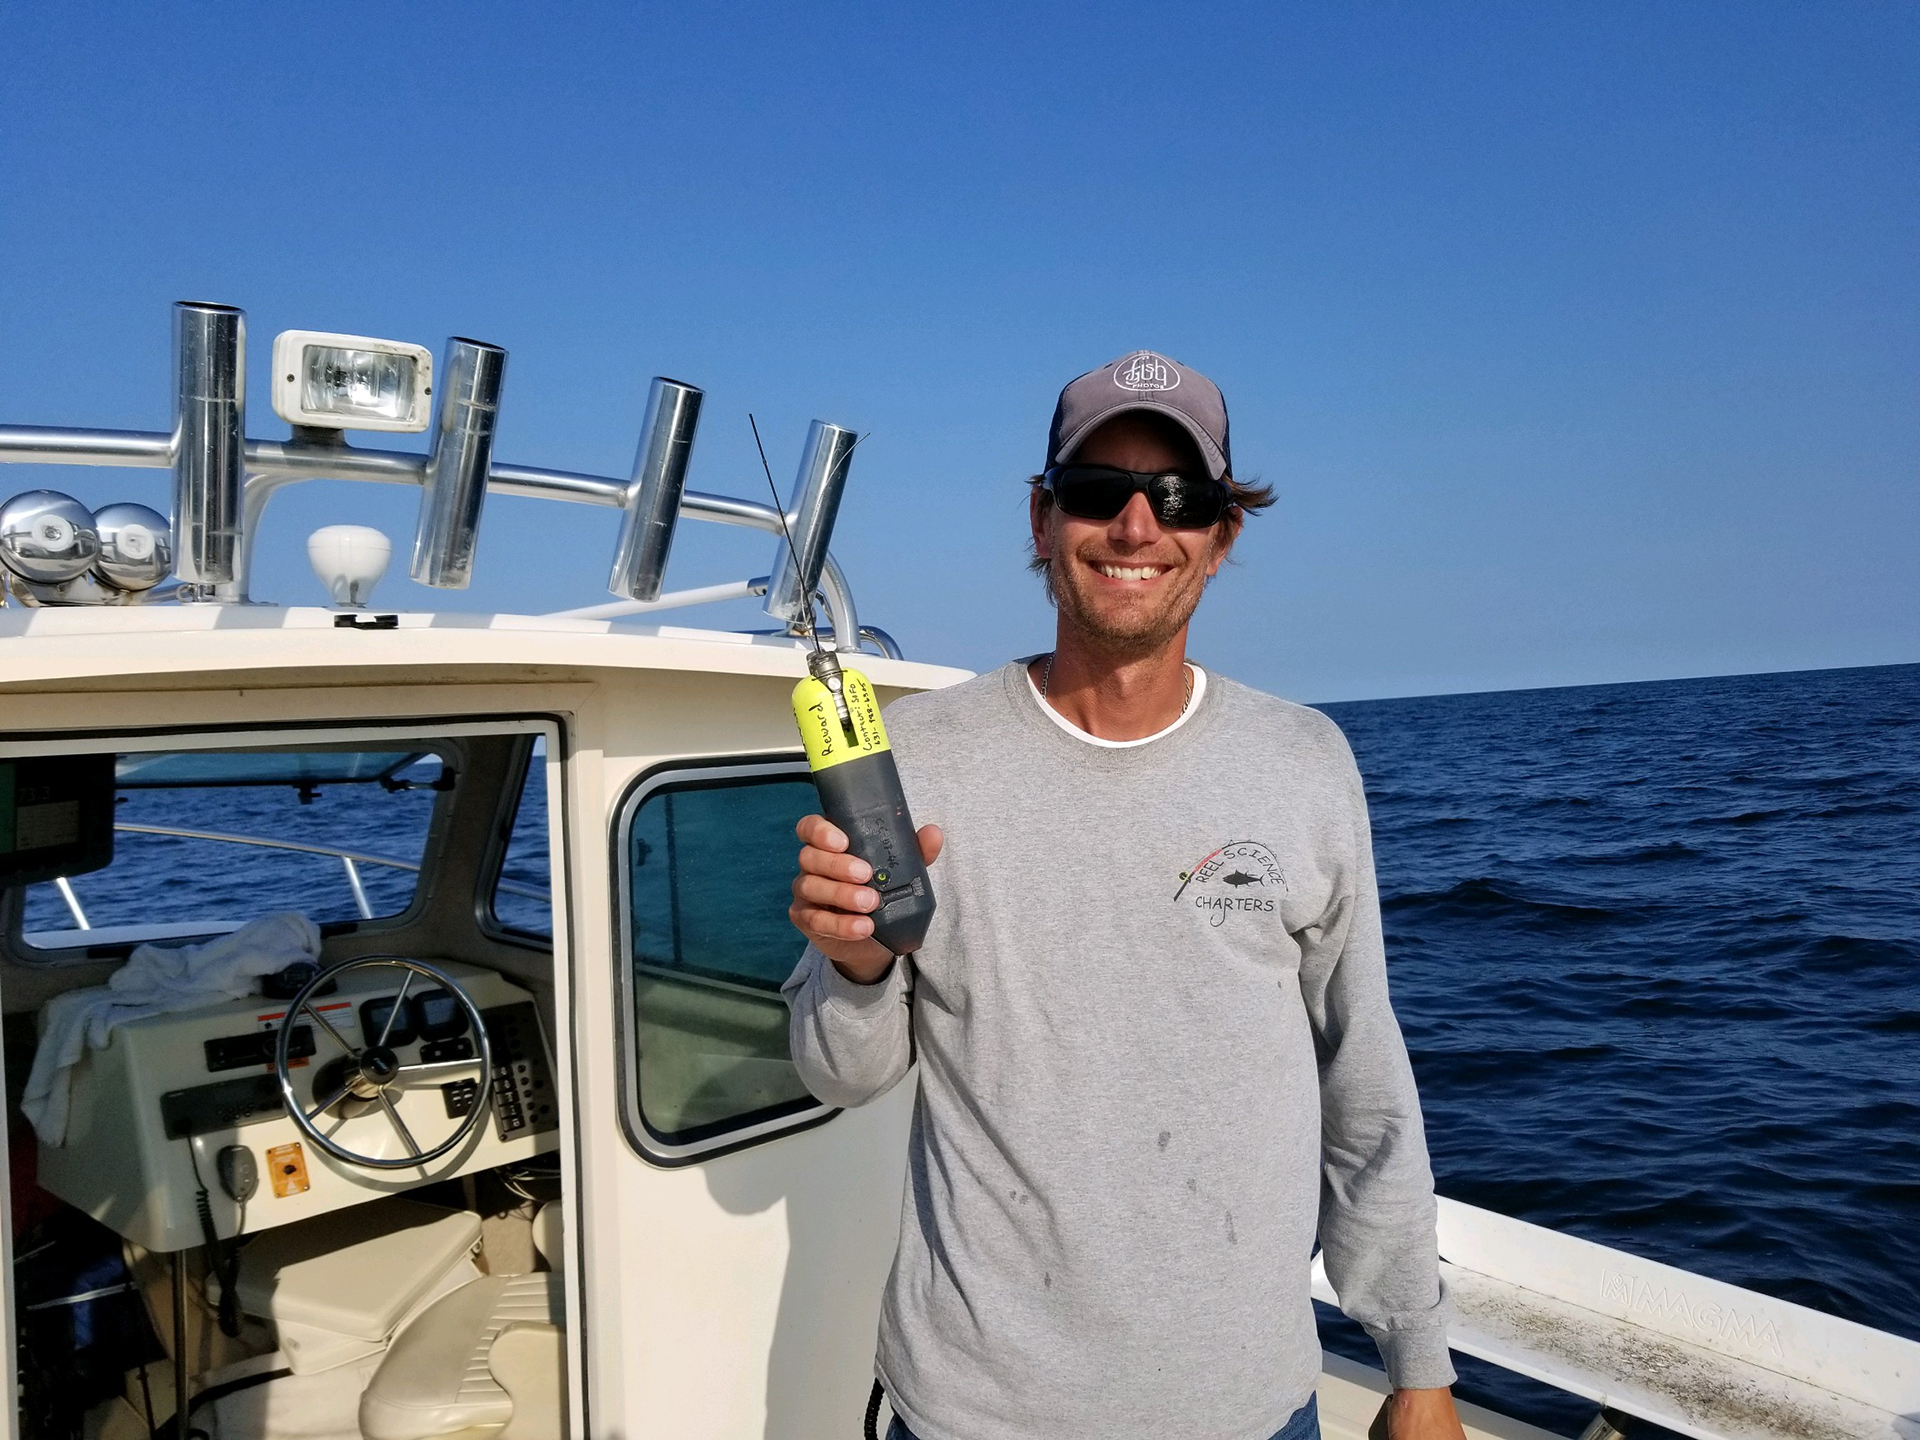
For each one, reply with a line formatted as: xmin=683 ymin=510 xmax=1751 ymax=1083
xmin=307 ymin=525 xmax=392 ymax=608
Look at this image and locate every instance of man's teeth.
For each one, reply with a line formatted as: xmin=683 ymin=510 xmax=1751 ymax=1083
xmin=1098 ymin=564 xmax=1164 ymax=581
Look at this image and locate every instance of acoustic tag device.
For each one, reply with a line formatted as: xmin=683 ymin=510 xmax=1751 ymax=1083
xmin=753 ymin=416 xmax=935 ymax=956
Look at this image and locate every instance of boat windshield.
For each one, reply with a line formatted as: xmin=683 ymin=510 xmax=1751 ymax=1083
xmin=17 ymin=748 xmax=447 ymax=954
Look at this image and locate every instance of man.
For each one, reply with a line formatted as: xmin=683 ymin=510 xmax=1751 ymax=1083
xmin=783 ymin=351 xmax=1465 ymax=1440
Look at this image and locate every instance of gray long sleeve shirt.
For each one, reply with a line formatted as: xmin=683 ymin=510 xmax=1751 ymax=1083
xmin=783 ymin=663 xmax=1453 ymax=1440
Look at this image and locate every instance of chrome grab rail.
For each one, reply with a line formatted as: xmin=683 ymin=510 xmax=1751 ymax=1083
xmin=114 ymin=820 xmax=427 ymax=872
xmin=0 ymin=423 xmax=867 ymax=649
xmin=46 ymin=821 xmax=548 ymax=925
xmin=52 ymin=877 xmax=89 ymax=930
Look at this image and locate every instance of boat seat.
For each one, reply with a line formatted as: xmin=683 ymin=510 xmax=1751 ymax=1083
xmin=359 ymin=1203 xmax=566 ymax=1440
xmin=233 ymin=1198 xmax=484 ymax=1375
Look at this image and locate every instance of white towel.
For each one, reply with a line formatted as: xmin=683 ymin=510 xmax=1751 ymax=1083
xmin=23 ymin=912 xmax=322 ymax=1146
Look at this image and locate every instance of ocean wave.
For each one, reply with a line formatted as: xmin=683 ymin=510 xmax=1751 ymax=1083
xmin=1865 ymin=1010 xmax=1920 ymax=1033
xmin=1795 ymin=933 xmax=1917 ymax=969
xmin=1563 ymin=840 xmax=1706 ymax=866
xmin=1688 ymin=807 xmax=1790 ymax=827
xmin=1382 ymin=876 xmax=1630 ymax=925
xmin=1809 ymin=800 xmax=1915 ymax=819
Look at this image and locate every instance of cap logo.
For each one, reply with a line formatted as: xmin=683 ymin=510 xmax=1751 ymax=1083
xmin=1113 ymin=352 xmax=1180 ymax=393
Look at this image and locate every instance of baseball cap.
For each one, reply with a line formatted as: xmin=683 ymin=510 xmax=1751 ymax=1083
xmin=1047 ymin=350 xmax=1231 ymax=481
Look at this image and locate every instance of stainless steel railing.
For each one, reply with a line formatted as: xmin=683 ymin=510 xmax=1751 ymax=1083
xmin=48 ymin=822 xmax=547 ymax=928
xmin=0 ymin=421 xmax=865 ymax=648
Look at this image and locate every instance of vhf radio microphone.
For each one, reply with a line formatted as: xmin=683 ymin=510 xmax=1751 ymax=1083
xmin=752 ymin=416 xmax=935 ymax=956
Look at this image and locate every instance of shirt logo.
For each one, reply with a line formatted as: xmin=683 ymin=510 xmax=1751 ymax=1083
xmin=1113 ymin=352 xmax=1180 ymax=393
xmin=1175 ymin=840 xmax=1285 ymax=925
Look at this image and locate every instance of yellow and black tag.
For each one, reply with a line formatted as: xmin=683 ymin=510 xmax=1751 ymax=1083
xmin=792 ymin=667 xmax=891 ymax=769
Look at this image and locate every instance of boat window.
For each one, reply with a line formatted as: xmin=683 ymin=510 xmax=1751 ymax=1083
xmin=490 ymin=739 xmax=553 ymax=940
xmin=15 ymin=748 xmax=447 ymax=957
xmin=618 ymin=762 xmax=824 ymax=1157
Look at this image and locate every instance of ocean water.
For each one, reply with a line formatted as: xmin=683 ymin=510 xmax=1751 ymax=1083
xmin=1314 ymin=661 xmax=1920 ymax=1433
xmin=19 ymin=664 xmax=1915 ymax=1434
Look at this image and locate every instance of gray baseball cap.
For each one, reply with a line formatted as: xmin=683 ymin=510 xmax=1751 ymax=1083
xmin=1047 ymin=350 xmax=1231 ymax=481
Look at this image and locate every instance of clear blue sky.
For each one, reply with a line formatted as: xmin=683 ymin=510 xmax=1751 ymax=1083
xmin=3 ymin=3 xmax=1914 ymax=701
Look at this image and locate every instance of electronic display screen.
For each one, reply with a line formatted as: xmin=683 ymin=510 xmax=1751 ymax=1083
xmin=412 ymin=988 xmax=468 ymax=1041
xmin=359 ymin=996 xmax=418 ymax=1048
xmin=0 ymin=755 xmax=115 ymax=886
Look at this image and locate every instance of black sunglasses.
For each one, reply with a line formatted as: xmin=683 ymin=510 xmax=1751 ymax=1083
xmin=1041 ymin=464 xmax=1233 ymax=529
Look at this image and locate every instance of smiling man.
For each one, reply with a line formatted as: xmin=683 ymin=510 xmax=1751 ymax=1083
xmin=783 ymin=352 xmax=1464 ymax=1440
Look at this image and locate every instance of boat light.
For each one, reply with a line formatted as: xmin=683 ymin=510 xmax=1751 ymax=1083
xmin=271 ymin=330 xmax=433 ymax=433
xmin=0 ymin=491 xmax=101 ymax=584
xmin=93 ymin=503 xmax=174 ymax=591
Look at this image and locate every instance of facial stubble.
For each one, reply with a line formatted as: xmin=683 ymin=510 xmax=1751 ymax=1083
xmin=1046 ymin=529 xmax=1225 ymax=662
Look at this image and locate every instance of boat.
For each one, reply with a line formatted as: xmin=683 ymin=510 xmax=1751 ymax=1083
xmin=0 ymin=302 xmax=1911 ymax=1440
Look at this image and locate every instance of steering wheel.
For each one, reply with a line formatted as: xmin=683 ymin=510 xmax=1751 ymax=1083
xmin=274 ymin=956 xmax=495 ymax=1171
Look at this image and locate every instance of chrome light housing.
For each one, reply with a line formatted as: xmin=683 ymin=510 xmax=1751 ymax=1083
xmin=93 ymin=502 xmax=174 ymax=591
xmin=0 ymin=491 xmax=101 ymax=583
xmin=271 ymin=330 xmax=433 ymax=433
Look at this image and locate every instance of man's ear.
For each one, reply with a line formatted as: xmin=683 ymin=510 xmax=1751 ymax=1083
xmin=1029 ymin=487 xmax=1053 ymax=561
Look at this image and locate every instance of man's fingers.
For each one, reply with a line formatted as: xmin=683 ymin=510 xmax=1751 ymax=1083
xmin=789 ymin=812 xmax=937 ymax=964
xmin=795 ymin=813 xmax=849 ymax=852
xmin=798 ymin=842 xmax=871 ymax=884
xmin=792 ymin=871 xmax=879 ymax=915
xmin=798 ymin=814 xmax=940 ymax=876
xmin=789 ymin=899 xmax=874 ymax=943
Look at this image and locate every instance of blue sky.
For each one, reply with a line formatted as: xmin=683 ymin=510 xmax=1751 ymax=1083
xmin=2 ymin=2 xmax=1913 ymax=701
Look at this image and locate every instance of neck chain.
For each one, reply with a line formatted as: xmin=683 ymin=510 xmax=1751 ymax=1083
xmin=1039 ymin=653 xmax=1193 ymax=714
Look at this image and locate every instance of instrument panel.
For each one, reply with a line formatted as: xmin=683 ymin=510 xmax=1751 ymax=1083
xmin=38 ymin=961 xmax=559 ymax=1252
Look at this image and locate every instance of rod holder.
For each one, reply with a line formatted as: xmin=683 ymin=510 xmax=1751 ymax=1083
xmin=411 ymin=337 xmax=506 ymax=589
xmin=764 ymin=420 xmax=857 ymax=629
xmin=607 ymin=377 xmax=702 ymax=601
xmin=170 ymin=302 xmax=246 ymax=587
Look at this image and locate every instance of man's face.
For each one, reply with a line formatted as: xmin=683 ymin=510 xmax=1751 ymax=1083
xmin=1031 ymin=413 xmax=1237 ymax=657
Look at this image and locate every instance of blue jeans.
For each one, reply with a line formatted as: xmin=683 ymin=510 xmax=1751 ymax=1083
xmin=886 ymin=1393 xmax=1321 ymax=1440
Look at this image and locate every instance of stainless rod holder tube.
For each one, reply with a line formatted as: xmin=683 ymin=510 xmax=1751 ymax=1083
xmin=764 ymin=420 xmax=858 ymax=627
xmin=170 ymin=302 xmax=246 ymax=588
xmin=411 ymin=338 xmax=506 ymax=589
xmin=607 ymin=377 xmax=702 ymax=600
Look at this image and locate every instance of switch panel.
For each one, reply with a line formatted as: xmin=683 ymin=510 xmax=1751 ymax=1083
xmin=482 ymin=1002 xmax=558 ymax=1142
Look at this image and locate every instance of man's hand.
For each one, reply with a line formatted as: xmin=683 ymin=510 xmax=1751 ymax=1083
xmin=1375 ymin=1388 xmax=1466 ymax=1440
xmin=789 ymin=813 xmax=943 ymax=985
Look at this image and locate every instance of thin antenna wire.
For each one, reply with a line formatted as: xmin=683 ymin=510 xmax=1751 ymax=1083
xmin=749 ymin=414 xmax=869 ymax=652
xmin=749 ymin=413 xmax=819 ymax=651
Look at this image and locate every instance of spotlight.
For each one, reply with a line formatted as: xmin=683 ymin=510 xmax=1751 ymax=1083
xmin=0 ymin=491 xmax=100 ymax=584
